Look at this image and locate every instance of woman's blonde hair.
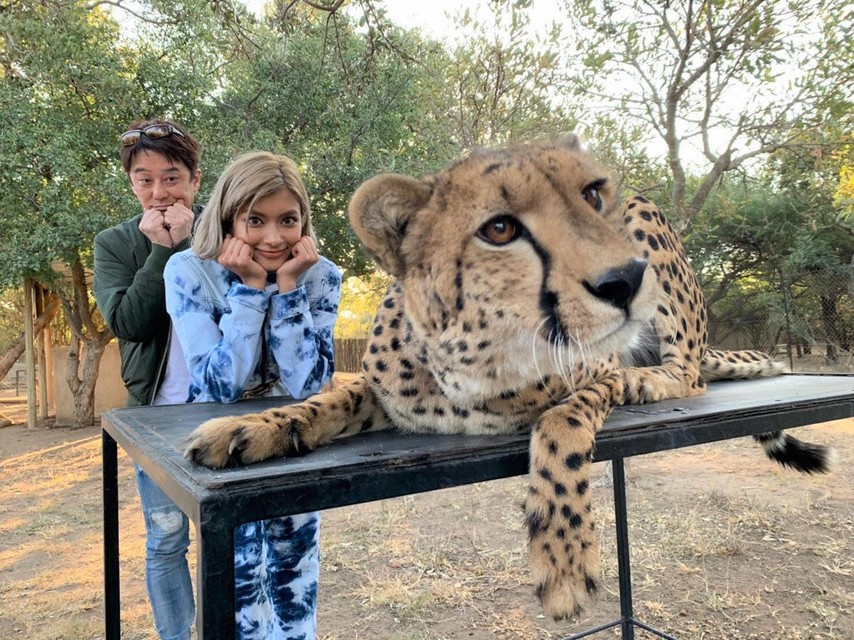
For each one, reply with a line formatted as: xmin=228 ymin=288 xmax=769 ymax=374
xmin=193 ymin=151 xmax=315 ymax=259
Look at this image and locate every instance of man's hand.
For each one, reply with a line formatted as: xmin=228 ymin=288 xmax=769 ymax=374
xmin=218 ymin=234 xmax=267 ymax=290
xmin=163 ymin=200 xmax=194 ymax=245
xmin=139 ymin=199 xmax=194 ymax=248
xmin=276 ymin=236 xmax=319 ymax=293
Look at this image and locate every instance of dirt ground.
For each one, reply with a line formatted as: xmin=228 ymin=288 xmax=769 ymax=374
xmin=0 ymin=394 xmax=852 ymax=640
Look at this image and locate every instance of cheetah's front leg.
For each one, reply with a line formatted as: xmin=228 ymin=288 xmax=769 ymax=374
xmin=524 ymin=374 xmax=622 ymax=619
xmin=184 ymin=375 xmax=389 ymax=468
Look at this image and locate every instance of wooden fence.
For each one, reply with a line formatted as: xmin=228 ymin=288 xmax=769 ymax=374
xmin=334 ymin=338 xmax=368 ymax=373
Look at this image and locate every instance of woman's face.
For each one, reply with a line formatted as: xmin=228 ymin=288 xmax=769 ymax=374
xmin=231 ymin=189 xmax=303 ymax=273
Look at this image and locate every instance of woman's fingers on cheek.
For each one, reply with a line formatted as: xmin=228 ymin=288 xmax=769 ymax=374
xmin=303 ymin=238 xmax=317 ymax=258
xmin=302 ymin=240 xmax=318 ymax=262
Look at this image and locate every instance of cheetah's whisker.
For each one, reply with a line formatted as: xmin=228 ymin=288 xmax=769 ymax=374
xmin=532 ymin=318 xmax=549 ymax=386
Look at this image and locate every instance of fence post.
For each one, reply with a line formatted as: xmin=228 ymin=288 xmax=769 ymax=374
xmin=24 ymin=278 xmax=37 ymax=429
xmin=35 ymin=286 xmax=49 ymax=419
xmin=777 ymin=266 xmax=795 ymax=372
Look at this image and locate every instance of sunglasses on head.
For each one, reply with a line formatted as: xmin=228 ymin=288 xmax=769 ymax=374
xmin=120 ymin=124 xmax=186 ymax=147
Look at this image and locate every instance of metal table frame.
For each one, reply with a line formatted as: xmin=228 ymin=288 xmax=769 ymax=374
xmin=102 ymin=374 xmax=853 ymax=639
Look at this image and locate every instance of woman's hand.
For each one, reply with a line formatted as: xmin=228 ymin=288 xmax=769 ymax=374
xmin=217 ymin=234 xmax=268 ymax=290
xmin=276 ymin=236 xmax=319 ymax=293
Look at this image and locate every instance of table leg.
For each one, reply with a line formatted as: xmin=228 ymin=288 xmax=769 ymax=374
xmin=196 ymin=515 xmax=237 ymax=640
xmin=563 ymin=458 xmax=681 ymax=640
xmin=612 ymin=457 xmax=635 ymax=639
xmin=102 ymin=430 xmax=120 ymax=640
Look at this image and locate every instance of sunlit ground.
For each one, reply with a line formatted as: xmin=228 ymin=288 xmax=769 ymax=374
xmin=1 ymin=391 xmax=851 ymax=639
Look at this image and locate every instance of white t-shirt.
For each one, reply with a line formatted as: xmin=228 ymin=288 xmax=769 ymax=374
xmin=152 ymin=324 xmax=191 ymax=406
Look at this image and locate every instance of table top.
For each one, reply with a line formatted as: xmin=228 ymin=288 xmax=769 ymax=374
xmin=102 ymin=374 xmax=853 ymax=526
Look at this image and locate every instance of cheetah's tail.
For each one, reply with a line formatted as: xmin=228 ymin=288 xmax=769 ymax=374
xmin=753 ymin=431 xmax=835 ymax=474
xmin=700 ymin=348 xmax=786 ymax=381
xmin=701 ymin=348 xmax=833 ymax=474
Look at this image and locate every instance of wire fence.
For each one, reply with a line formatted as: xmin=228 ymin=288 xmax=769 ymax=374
xmin=705 ymin=267 xmax=853 ymax=374
xmin=0 ymin=368 xmax=27 ymax=396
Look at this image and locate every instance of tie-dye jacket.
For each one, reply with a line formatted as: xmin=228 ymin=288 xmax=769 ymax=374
xmin=164 ymin=249 xmax=341 ymax=403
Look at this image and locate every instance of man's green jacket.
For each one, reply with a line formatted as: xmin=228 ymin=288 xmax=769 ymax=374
xmin=93 ymin=207 xmax=201 ymax=406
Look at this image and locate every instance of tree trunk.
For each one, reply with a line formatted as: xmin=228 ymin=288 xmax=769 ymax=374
xmin=0 ymin=289 xmax=60 ymax=381
xmin=64 ymin=335 xmax=107 ymax=428
xmin=818 ymin=294 xmax=840 ymax=364
xmin=57 ymin=254 xmax=114 ymax=428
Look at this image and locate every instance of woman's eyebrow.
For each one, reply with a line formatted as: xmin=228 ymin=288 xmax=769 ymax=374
xmin=247 ymin=208 xmax=300 ymax=216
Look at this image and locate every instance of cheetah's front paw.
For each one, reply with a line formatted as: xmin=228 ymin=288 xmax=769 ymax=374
xmin=525 ymin=488 xmax=600 ymax=620
xmin=184 ymin=408 xmax=312 ymax=469
xmin=619 ymin=368 xmax=673 ymax=404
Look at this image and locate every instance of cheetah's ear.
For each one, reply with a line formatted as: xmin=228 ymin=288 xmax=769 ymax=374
xmin=348 ymin=173 xmax=432 ymax=277
xmin=556 ymin=132 xmax=581 ymax=150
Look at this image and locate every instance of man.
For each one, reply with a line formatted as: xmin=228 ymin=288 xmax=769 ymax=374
xmin=93 ymin=119 xmax=201 ymax=640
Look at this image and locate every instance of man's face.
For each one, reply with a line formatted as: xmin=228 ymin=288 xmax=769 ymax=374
xmin=128 ymin=150 xmax=200 ymax=211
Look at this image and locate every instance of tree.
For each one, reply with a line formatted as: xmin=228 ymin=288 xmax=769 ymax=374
xmin=0 ymin=0 xmax=461 ymax=422
xmin=194 ymin=2 xmax=460 ymax=274
xmin=0 ymin=0 xmax=220 ymax=426
xmin=0 ymin=289 xmax=60 ymax=383
xmin=1 ymin=1 xmax=129 ymax=426
xmin=765 ymin=128 xmax=854 ymax=362
xmin=562 ymin=0 xmax=854 ymax=227
xmin=334 ymin=272 xmax=393 ymax=338
xmin=685 ymin=125 xmax=853 ymax=362
xmin=442 ymin=0 xmax=576 ymax=149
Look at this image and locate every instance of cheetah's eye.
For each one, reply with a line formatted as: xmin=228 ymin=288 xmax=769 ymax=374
xmin=477 ymin=215 xmax=521 ymax=246
xmin=582 ymin=181 xmax=605 ymax=211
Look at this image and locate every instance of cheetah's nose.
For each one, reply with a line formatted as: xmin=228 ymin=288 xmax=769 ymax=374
xmin=583 ymin=258 xmax=648 ymax=311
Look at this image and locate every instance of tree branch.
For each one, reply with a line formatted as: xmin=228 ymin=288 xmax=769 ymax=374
xmin=300 ymin=0 xmax=345 ymax=12
xmin=82 ymin=0 xmax=179 ymax=26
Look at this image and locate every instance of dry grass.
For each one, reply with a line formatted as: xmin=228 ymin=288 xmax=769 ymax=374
xmin=0 ymin=415 xmax=852 ymax=639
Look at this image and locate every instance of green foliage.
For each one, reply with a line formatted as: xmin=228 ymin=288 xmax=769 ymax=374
xmin=1 ymin=2 xmax=126 ymax=285
xmin=192 ymin=10 xmax=460 ymax=274
xmin=685 ymin=126 xmax=853 ymax=353
xmin=0 ymin=289 xmax=25 ymax=352
xmin=0 ymin=1 xmax=455 ymax=285
xmin=562 ymin=0 xmax=854 ymax=221
xmin=1 ymin=0 xmax=851 ymax=364
xmin=443 ymin=0 xmax=575 ymax=148
xmin=0 ymin=0 xmax=226 ymax=288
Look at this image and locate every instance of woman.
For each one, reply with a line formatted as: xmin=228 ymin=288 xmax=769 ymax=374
xmin=165 ymin=151 xmax=341 ymax=639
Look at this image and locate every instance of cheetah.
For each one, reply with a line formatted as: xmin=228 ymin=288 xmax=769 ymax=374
xmin=184 ymin=135 xmax=831 ymax=619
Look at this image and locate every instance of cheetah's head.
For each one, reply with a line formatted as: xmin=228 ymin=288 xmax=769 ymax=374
xmin=349 ymin=135 xmax=658 ymax=399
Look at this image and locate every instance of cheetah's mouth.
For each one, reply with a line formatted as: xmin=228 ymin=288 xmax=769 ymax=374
xmin=587 ymin=315 xmax=649 ymax=358
xmin=538 ymin=315 xmax=645 ymax=362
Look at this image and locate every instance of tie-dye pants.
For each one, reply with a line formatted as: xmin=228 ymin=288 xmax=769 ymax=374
xmin=234 ymin=512 xmax=320 ymax=639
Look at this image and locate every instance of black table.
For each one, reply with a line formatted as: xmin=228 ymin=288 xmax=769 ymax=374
xmin=102 ymin=374 xmax=854 ymax=639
